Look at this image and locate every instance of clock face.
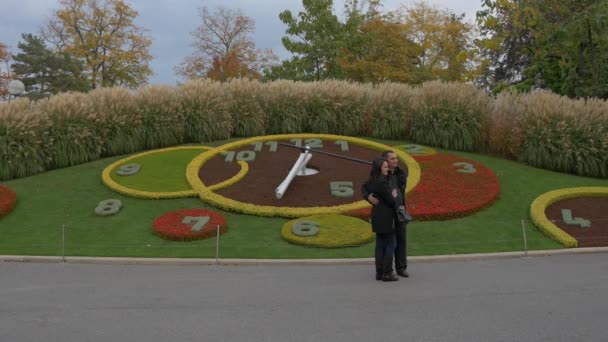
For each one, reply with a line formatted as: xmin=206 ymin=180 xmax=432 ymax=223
xmin=187 ymin=134 xmax=421 ymax=218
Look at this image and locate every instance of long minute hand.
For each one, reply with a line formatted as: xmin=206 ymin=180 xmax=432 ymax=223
xmin=278 ymin=142 xmax=372 ymax=165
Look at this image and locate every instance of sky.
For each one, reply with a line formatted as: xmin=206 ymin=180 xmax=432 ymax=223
xmin=0 ymin=0 xmax=483 ymax=85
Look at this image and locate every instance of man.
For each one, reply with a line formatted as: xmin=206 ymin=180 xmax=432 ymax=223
xmin=361 ymin=150 xmax=409 ymax=278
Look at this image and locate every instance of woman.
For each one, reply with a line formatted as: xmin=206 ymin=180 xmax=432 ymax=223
xmin=363 ymin=157 xmax=399 ymax=282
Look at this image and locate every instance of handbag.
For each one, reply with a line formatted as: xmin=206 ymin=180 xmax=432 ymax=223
xmin=396 ymin=205 xmax=412 ymax=224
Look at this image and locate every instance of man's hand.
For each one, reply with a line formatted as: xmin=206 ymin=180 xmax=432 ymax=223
xmin=367 ymin=194 xmax=379 ymax=205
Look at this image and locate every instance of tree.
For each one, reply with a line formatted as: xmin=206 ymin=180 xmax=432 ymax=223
xmin=176 ymin=6 xmax=277 ymax=80
xmin=42 ymin=0 xmax=153 ymax=89
xmin=398 ymin=1 xmax=476 ymax=82
xmin=271 ymin=0 xmax=347 ymax=81
xmin=0 ymin=42 xmax=11 ymax=101
xmin=476 ymin=0 xmax=608 ymax=98
xmin=337 ymin=19 xmax=423 ymax=83
xmin=206 ymin=51 xmax=260 ymax=81
xmin=11 ymin=34 xmax=89 ymax=99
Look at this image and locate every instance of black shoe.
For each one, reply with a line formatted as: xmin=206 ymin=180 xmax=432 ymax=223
xmin=376 ymin=273 xmax=382 ymax=281
xmin=382 ymin=273 xmax=399 ymax=282
xmin=397 ymin=269 xmax=409 ymax=278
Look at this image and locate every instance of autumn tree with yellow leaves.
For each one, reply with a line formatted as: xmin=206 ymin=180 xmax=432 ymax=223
xmin=42 ymin=0 xmax=153 ymax=89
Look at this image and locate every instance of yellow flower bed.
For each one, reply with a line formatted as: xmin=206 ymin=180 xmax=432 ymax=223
xmin=530 ymin=187 xmax=608 ymax=247
xmin=281 ymin=214 xmax=374 ymax=248
xmin=102 ymin=146 xmax=212 ymax=199
xmin=186 ymin=134 xmax=422 ymax=218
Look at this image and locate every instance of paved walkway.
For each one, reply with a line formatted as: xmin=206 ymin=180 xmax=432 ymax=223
xmin=1 ymin=252 xmax=607 ymax=342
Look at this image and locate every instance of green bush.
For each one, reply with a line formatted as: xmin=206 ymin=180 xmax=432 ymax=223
xmin=367 ymin=82 xmax=415 ymax=139
xmin=0 ymin=99 xmax=50 ymax=181
xmin=180 ymin=79 xmax=232 ymax=142
xmin=411 ymin=81 xmax=490 ymax=151
xmin=260 ymin=80 xmax=307 ymax=134
xmin=225 ymin=79 xmax=266 ymax=137
xmin=39 ymin=92 xmax=103 ymax=169
xmin=304 ymin=80 xmax=367 ymax=135
xmin=134 ymin=85 xmax=185 ymax=149
xmin=89 ymin=87 xmax=145 ymax=156
xmin=517 ymin=91 xmax=608 ymax=178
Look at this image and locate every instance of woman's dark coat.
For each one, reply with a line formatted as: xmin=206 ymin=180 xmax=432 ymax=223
xmin=363 ymin=176 xmax=398 ymax=234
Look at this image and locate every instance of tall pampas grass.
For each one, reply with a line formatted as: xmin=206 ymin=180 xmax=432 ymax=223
xmin=260 ymin=80 xmax=308 ymax=134
xmin=180 ymin=79 xmax=232 ymax=142
xmin=367 ymin=82 xmax=415 ymax=139
xmin=38 ymin=92 xmax=102 ymax=169
xmin=0 ymin=98 xmax=50 ymax=180
xmin=134 ymin=85 xmax=184 ymax=149
xmin=225 ymin=79 xmax=266 ymax=137
xmin=411 ymin=81 xmax=490 ymax=151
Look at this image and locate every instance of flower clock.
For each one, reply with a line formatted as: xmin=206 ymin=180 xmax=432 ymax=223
xmin=152 ymin=208 xmax=227 ymax=241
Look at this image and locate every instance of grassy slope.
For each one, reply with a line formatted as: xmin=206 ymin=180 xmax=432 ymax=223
xmin=1 ymin=138 xmax=606 ymax=258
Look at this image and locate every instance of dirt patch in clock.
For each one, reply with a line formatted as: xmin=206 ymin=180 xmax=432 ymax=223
xmin=198 ymin=140 xmax=389 ymax=207
xmin=544 ymin=197 xmax=608 ymax=247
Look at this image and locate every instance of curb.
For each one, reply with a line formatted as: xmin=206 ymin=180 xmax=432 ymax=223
xmin=2 ymin=247 xmax=608 ymax=266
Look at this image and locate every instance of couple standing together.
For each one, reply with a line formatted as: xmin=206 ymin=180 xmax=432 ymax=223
xmin=362 ymin=150 xmax=409 ymax=282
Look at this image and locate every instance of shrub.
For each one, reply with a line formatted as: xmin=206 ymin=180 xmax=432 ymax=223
xmin=260 ymin=80 xmax=308 ymax=134
xmin=225 ymin=79 xmax=266 ymax=137
xmin=304 ymin=80 xmax=368 ymax=135
xmin=39 ymin=92 xmax=103 ymax=169
xmin=411 ymin=81 xmax=490 ymax=151
xmin=367 ymin=82 xmax=415 ymax=139
xmin=134 ymin=85 xmax=185 ymax=149
xmin=180 ymin=79 xmax=232 ymax=142
xmin=517 ymin=91 xmax=608 ymax=178
xmin=89 ymin=87 xmax=145 ymax=156
xmin=0 ymin=99 xmax=50 ymax=180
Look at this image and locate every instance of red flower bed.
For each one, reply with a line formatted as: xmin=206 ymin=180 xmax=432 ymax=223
xmin=152 ymin=208 xmax=227 ymax=241
xmin=0 ymin=185 xmax=17 ymax=219
xmin=347 ymin=153 xmax=500 ymax=221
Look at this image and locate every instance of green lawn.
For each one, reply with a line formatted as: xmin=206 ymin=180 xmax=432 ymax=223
xmin=1 ymin=138 xmax=606 ymax=258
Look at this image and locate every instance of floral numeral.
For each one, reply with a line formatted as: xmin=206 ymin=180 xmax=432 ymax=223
xmin=292 ymin=220 xmax=320 ymax=237
xmin=330 ymin=181 xmax=354 ymax=197
xmin=453 ymin=162 xmax=477 ymax=173
xmin=95 ymin=199 xmax=122 ymax=216
xmin=251 ymin=141 xmax=278 ymax=152
xmin=561 ymin=209 xmax=591 ymax=228
xmin=224 ymin=150 xmax=256 ymax=162
xmin=290 ymin=138 xmax=323 ymax=149
xmin=182 ymin=216 xmax=211 ymax=231
xmin=335 ymin=140 xmax=349 ymax=152
xmin=404 ymin=144 xmax=425 ymax=154
xmin=116 ymin=163 xmax=141 ymax=176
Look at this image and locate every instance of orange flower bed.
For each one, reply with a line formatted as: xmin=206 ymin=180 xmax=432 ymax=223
xmin=152 ymin=208 xmax=227 ymax=241
xmin=347 ymin=153 xmax=500 ymax=221
xmin=0 ymin=185 xmax=17 ymax=219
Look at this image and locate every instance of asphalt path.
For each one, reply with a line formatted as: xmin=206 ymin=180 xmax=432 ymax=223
xmin=1 ymin=253 xmax=607 ymax=342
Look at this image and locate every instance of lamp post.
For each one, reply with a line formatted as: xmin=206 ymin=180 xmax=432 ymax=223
xmin=7 ymin=79 xmax=25 ymax=102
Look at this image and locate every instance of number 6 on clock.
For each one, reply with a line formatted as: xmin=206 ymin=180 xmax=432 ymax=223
xmin=330 ymin=181 xmax=354 ymax=198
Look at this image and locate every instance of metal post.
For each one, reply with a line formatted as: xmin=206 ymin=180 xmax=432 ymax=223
xmin=61 ymin=224 xmax=66 ymax=262
xmin=215 ymin=224 xmax=220 ymax=265
xmin=521 ymin=219 xmax=528 ymax=256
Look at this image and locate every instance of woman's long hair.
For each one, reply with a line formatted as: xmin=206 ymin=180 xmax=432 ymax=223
xmin=367 ymin=157 xmax=388 ymax=183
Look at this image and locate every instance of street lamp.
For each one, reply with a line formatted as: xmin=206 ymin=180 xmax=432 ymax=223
xmin=7 ymin=79 xmax=25 ymax=102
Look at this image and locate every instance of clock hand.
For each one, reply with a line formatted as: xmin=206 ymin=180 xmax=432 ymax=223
xmin=279 ymin=142 xmax=372 ymax=165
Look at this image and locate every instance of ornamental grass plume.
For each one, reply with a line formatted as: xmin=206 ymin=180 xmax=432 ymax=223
xmin=260 ymin=80 xmax=308 ymax=134
xmin=518 ymin=91 xmax=608 ymax=178
xmin=304 ymin=80 xmax=368 ymax=136
xmin=0 ymin=98 xmax=50 ymax=181
xmin=411 ymin=81 xmax=490 ymax=151
xmin=89 ymin=87 xmax=144 ymax=156
xmin=224 ymin=78 xmax=266 ymax=137
xmin=38 ymin=92 xmax=103 ymax=169
xmin=482 ymin=91 xmax=527 ymax=159
xmin=180 ymin=79 xmax=232 ymax=142
xmin=367 ymin=82 xmax=415 ymax=139
xmin=134 ymin=85 xmax=185 ymax=149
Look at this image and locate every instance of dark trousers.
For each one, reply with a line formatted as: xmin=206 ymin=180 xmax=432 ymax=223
xmin=375 ymin=232 xmax=396 ymax=275
xmin=394 ymin=222 xmax=407 ymax=271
